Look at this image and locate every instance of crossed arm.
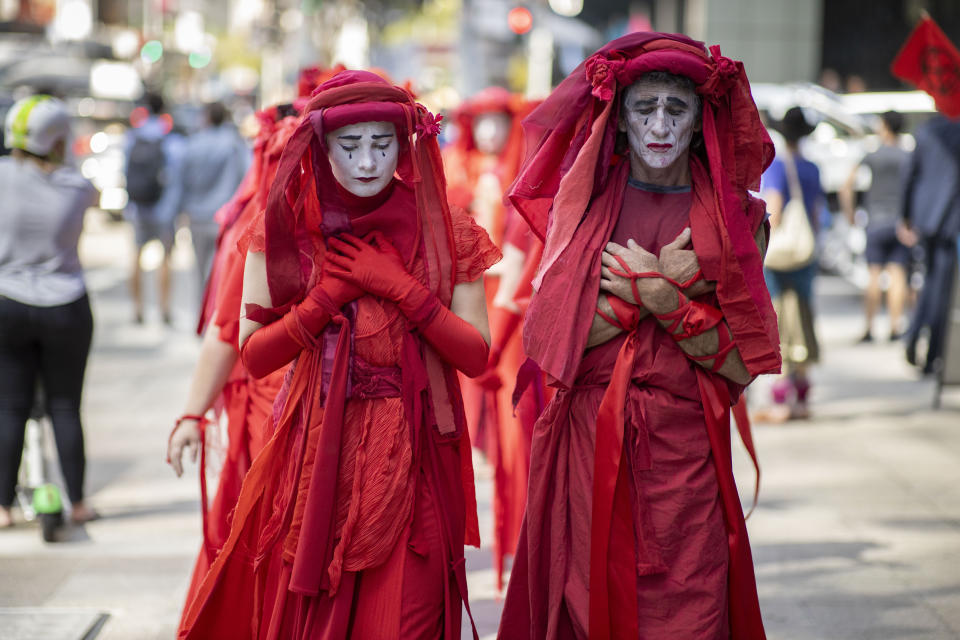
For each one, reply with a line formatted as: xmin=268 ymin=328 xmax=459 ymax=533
xmin=587 ymin=225 xmax=767 ymax=386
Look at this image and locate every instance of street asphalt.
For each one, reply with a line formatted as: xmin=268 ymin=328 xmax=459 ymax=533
xmin=0 ymin=210 xmax=958 ymax=640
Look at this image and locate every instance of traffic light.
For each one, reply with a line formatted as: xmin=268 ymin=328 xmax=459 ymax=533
xmin=508 ymin=6 xmax=533 ymax=35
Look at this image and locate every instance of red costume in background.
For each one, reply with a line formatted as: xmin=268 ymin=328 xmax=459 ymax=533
xmin=178 ymin=71 xmax=499 ymax=640
xmin=498 ymin=33 xmax=780 ymax=639
xmin=443 ymin=88 xmax=547 ymax=588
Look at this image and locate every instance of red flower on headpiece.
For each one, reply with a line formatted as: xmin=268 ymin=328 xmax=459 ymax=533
xmin=585 ymin=53 xmax=625 ymax=102
xmin=416 ymin=110 xmax=443 ymax=137
xmin=700 ymin=45 xmax=740 ymax=100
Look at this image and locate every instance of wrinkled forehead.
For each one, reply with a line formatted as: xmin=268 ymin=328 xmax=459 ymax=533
xmin=327 ymin=120 xmax=397 ymax=140
xmin=622 ymin=78 xmax=697 ymax=107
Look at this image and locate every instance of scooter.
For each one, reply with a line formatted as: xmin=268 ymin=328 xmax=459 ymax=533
xmin=16 ymin=387 xmax=65 ymax=543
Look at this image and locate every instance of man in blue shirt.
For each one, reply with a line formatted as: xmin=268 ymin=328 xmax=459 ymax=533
xmin=172 ymin=102 xmax=250 ymax=298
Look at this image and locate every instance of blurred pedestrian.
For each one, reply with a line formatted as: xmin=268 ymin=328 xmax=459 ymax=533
xmin=761 ymin=106 xmax=824 ymax=421
xmin=840 ymin=110 xmax=911 ymax=343
xmin=125 ymin=91 xmax=178 ymax=325
xmin=900 ymin=114 xmax=960 ymax=375
xmin=498 ymin=33 xmax=779 ymax=639
xmin=173 ymin=101 xmax=249 ymax=297
xmin=0 ymin=95 xmax=99 ymax=527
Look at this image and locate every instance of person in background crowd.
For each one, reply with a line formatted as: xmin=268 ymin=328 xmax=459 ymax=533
xmin=125 ymin=91 xmax=179 ymax=325
xmin=761 ymin=106 xmax=824 ymax=421
xmin=840 ymin=110 xmax=912 ymax=343
xmin=0 ymin=95 xmax=99 ymax=527
xmin=171 ymin=101 xmax=250 ymax=298
xmin=442 ymin=87 xmax=547 ymax=589
xmin=498 ymin=33 xmax=779 ymax=639
xmin=900 ymin=114 xmax=960 ymax=375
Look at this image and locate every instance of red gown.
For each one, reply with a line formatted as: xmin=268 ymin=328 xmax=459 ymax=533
xmin=500 ymin=181 xmax=744 ymax=639
xmin=178 ymin=183 xmax=500 ymax=640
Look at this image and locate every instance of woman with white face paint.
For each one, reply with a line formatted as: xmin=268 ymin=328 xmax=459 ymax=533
xmin=499 ymin=35 xmax=780 ymax=639
xmin=179 ymin=71 xmax=500 ymax=640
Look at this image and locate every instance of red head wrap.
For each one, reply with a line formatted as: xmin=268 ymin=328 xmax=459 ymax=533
xmin=261 ymin=69 xmax=451 ymax=311
xmin=509 ymin=32 xmax=781 ymax=386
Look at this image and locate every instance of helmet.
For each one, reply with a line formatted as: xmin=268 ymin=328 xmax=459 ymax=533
xmin=4 ymin=95 xmax=71 ymax=156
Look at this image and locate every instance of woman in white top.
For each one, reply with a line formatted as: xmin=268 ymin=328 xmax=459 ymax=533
xmin=0 ymin=95 xmax=99 ymax=527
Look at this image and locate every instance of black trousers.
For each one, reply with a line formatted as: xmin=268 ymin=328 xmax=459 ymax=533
xmin=0 ymin=294 xmax=93 ymax=506
xmin=905 ymin=237 xmax=959 ymax=371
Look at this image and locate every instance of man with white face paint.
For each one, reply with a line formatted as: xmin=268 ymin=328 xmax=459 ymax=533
xmin=499 ymin=34 xmax=781 ymax=640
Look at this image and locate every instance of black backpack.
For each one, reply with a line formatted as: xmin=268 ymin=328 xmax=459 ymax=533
xmin=125 ymin=134 xmax=166 ymax=204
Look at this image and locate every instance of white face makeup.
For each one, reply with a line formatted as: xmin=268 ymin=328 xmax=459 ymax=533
xmin=326 ymin=121 xmax=399 ymax=197
xmin=472 ymin=112 xmax=512 ymax=155
xmin=620 ymin=78 xmax=699 ymax=183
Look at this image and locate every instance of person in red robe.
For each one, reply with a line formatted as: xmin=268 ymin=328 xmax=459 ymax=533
xmin=497 ymin=33 xmax=781 ymax=639
xmin=177 ymin=70 xmax=500 ymax=640
xmin=442 ymin=88 xmax=547 ymax=589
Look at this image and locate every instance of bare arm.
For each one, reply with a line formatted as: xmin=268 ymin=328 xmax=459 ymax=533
xmin=838 ymin=163 xmax=861 ymax=225
xmin=491 ymin=242 xmax=526 ymax=313
xmin=167 ymin=316 xmax=239 ymax=477
xmin=762 ymin=188 xmax=784 ymax=229
xmin=450 ymin=277 xmax=491 ymax=345
xmin=238 ymin=250 xmax=270 ymax=348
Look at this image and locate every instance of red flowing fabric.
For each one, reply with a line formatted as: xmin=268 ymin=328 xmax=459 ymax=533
xmin=179 ymin=71 xmax=499 ymax=640
xmin=499 ymin=32 xmax=780 ymax=640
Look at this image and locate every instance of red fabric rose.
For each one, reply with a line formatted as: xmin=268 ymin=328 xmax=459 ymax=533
xmin=585 ymin=54 xmax=622 ymax=102
xmin=416 ymin=109 xmax=443 ymax=137
xmin=699 ymin=45 xmax=741 ymax=100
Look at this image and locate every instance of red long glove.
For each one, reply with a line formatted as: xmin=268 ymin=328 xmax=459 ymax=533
xmin=326 ymin=232 xmax=489 ymax=377
xmin=240 ymin=274 xmax=361 ymax=379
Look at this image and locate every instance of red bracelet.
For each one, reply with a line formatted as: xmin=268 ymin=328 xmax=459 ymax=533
xmin=166 ymin=414 xmax=210 ymax=463
xmin=168 ymin=413 xmax=214 ymax=552
xmin=596 ymin=294 xmax=641 ymax=332
xmin=651 ymin=289 xmax=724 ymax=340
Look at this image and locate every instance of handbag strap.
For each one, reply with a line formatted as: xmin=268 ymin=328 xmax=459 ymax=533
xmin=782 ymin=151 xmax=805 ymax=206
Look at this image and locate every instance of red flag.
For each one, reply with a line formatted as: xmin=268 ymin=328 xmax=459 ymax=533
xmin=891 ymin=16 xmax=960 ymax=118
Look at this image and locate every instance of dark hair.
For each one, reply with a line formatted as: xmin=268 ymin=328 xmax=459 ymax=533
xmin=144 ymin=91 xmax=165 ymax=115
xmin=778 ymin=106 xmax=816 ymax=144
xmin=206 ymin=101 xmax=227 ymax=127
xmin=880 ymin=110 xmax=904 ymax=135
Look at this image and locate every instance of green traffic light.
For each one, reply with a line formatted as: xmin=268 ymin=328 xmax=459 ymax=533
xmin=188 ymin=51 xmax=212 ymax=69
xmin=140 ymin=40 xmax=163 ymax=63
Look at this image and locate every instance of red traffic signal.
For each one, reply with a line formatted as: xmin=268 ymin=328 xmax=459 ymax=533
xmin=508 ymin=6 xmax=533 ymax=34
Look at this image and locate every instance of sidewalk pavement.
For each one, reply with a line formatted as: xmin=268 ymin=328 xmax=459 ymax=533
xmin=0 ymin=211 xmax=958 ymax=640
